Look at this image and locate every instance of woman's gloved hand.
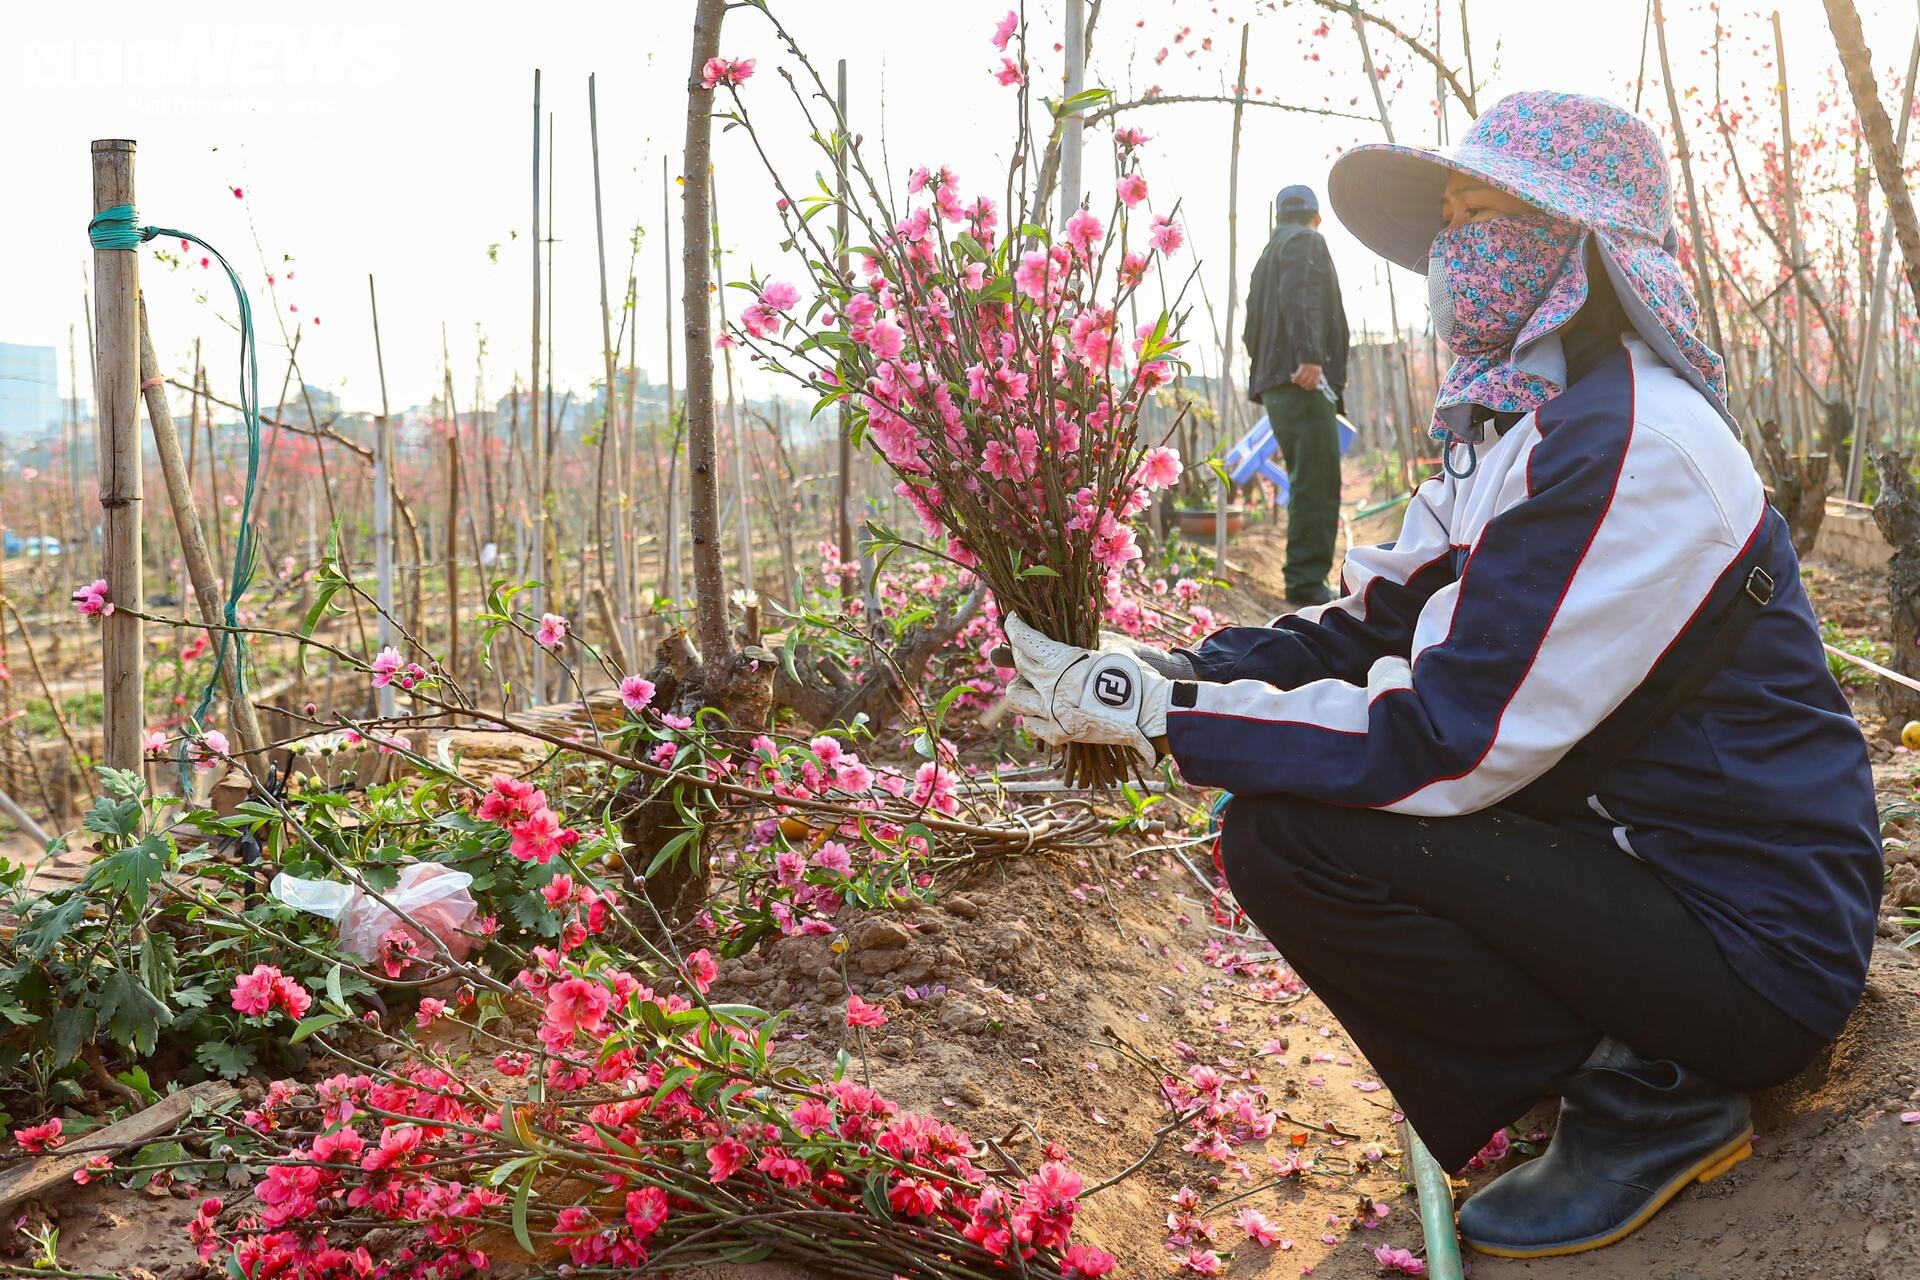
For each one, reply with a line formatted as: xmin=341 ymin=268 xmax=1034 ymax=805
xmin=998 ymin=615 xmax=1170 ymax=767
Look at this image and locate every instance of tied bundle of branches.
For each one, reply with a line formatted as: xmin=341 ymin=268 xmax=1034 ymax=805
xmin=716 ymin=7 xmax=1193 ymax=787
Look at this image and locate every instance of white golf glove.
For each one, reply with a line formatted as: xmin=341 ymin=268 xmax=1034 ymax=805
xmin=999 ymin=614 xmax=1171 ymax=767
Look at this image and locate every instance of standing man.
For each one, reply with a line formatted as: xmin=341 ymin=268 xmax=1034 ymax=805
xmin=1244 ymin=184 xmax=1350 ymax=605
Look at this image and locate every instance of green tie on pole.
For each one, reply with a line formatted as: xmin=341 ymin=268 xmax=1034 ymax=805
xmin=88 ymin=203 xmax=264 ymax=790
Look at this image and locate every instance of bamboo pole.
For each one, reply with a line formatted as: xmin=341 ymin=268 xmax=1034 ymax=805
xmin=1058 ymin=0 xmax=1086 ymax=226
xmin=136 ymin=298 xmax=267 ymax=766
xmin=662 ymin=154 xmax=684 ymax=608
xmin=589 ymin=74 xmax=636 ymax=663
xmin=833 ymin=59 xmax=856 ymax=598
xmin=1216 ymin=23 xmax=1251 ymax=570
xmin=709 ymin=169 xmax=755 ymax=601
xmin=442 ymin=330 xmax=462 ymax=681
xmin=1847 ymin=21 xmax=1920 ymax=501
xmin=530 ymin=69 xmax=549 ymax=703
xmin=1652 ymin=0 xmax=1727 ymax=356
xmin=89 ymin=139 xmax=144 ymax=772
xmin=367 ymin=278 xmax=398 ymax=720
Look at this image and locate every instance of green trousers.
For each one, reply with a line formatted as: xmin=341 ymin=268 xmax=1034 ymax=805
xmin=1262 ymin=385 xmax=1341 ymax=595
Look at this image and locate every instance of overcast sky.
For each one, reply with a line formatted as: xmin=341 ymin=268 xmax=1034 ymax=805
xmin=4 ymin=0 xmax=1915 ymax=419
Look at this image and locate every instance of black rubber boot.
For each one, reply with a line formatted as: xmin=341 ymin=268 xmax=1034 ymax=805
xmin=1457 ymin=1044 xmax=1754 ymax=1258
xmin=1284 ymin=583 xmax=1334 ymax=606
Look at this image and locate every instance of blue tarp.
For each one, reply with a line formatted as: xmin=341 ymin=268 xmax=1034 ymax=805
xmin=1223 ymin=411 xmax=1357 ymax=503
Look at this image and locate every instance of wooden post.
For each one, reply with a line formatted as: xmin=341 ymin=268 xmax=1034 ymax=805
xmin=90 ymin=139 xmax=144 ymax=772
xmin=137 ymin=298 xmax=267 ymax=766
xmin=530 ymin=69 xmax=549 ymax=703
xmin=589 ymin=74 xmax=636 ymax=663
xmin=367 ymin=277 xmax=398 ymax=721
xmin=1215 ymin=24 xmax=1251 ymax=570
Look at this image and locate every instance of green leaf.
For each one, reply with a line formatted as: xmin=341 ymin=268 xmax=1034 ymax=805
xmin=51 ymin=1006 xmax=96 ymax=1069
xmin=18 ymin=895 xmax=88 ymax=961
xmin=98 ymin=971 xmax=170 ymax=1056
xmin=82 ymin=795 xmax=144 ymax=842
xmin=125 ymin=1140 xmax=187 ymax=1189
xmin=138 ymin=931 xmax=178 ymax=1002
xmin=324 ymin=964 xmax=347 ymax=1015
xmin=289 ymin=1012 xmax=348 ymax=1044
xmin=194 ymin=1039 xmax=258 ymax=1080
xmin=91 ymin=833 xmax=171 ymax=912
xmin=511 ymin=1164 xmax=538 ymax=1256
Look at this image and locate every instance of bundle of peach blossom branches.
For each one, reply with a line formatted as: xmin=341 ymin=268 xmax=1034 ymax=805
xmin=716 ymin=7 xmax=1194 ymax=785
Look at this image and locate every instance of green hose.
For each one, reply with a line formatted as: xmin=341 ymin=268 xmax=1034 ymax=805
xmin=1403 ymin=1121 xmax=1465 ymax=1280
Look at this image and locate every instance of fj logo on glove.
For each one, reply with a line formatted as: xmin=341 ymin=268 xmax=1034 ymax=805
xmin=1094 ymin=668 xmax=1133 ymax=708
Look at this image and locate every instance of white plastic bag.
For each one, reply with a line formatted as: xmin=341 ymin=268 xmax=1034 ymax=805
xmin=271 ymin=863 xmax=479 ymax=963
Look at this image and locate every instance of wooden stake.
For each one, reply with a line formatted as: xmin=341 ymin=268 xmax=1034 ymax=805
xmin=137 ymin=298 xmax=267 ymax=766
xmin=530 ymin=69 xmax=549 ymax=703
xmin=442 ymin=328 xmax=463 ymax=681
xmin=709 ymin=169 xmax=755 ymax=601
xmin=367 ymin=277 xmax=398 ymax=721
xmin=662 ymin=154 xmax=685 ymax=608
xmin=89 ymin=138 xmax=144 ymax=772
xmin=1652 ymin=0 xmax=1727 ymax=356
xmin=833 ymin=59 xmax=856 ymax=598
xmin=589 ymin=74 xmax=637 ymax=663
xmin=1215 ymin=24 xmax=1251 ymax=570
xmin=1059 ymin=0 xmax=1086 ymax=227
xmin=1846 ymin=20 xmax=1920 ymax=501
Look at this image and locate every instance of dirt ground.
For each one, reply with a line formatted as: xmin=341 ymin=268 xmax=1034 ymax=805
xmin=28 ymin=495 xmax=1920 ymax=1280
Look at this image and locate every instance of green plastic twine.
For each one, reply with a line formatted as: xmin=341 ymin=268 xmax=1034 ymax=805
xmin=89 ymin=203 xmax=263 ymax=790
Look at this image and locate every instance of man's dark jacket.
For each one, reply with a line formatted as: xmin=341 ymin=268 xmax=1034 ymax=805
xmin=1243 ymin=221 xmax=1350 ymax=402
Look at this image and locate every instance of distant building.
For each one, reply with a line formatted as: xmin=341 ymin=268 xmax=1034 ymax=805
xmin=0 ymin=344 xmax=60 ymax=439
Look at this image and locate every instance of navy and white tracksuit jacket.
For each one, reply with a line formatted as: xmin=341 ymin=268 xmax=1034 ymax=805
xmin=1168 ymin=337 xmax=1881 ymax=1039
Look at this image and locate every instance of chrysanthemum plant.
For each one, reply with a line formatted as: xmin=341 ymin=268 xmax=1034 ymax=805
xmin=717 ymin=6 xmax=1193 ymax=786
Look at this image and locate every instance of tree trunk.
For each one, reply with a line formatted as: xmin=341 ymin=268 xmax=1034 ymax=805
xmin=1826 ymin=0 xmax=1920 ymax=315
xmin=615 ymin=0 xmax=776 ymax=941
xmin=1872 ymin=450 xmax=1920 ymax=726
xmin=681 ymin=0 xmax=730 ymax=666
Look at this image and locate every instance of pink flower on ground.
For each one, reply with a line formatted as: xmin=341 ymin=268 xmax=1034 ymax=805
xmin=534 ymin=613 xmax=569 ymax=650
xmin=370 ymin=645 xmax=403 ymax=687
xmin=990 ymin=9 xmax=1018 ymax=50
xmin=1117 ymin=173 xmax=1149 ymax=207
xmin=272 ymin=973 xmax=312 ymax=1018
xmin=72 ymin=578 xmax=112 ymax=617
xmin=1151 ymin=214 xmax=1185 ymax=254
xmin=1180 ymin=1249 xmax=1224 ymax=1275
xmin=1235 ymin=1206 xmax=1284 ymax=1246
xmin=790 ymin=1098 xmax=835 ymax=1136
xmin=541 ymin=875 xmax=574 ymax=907
xmin=415 ymin=998 xmax=447 ymax=1027
xmin=846 ymin=993 xmax=889 ymax=1027
xmin=12 ymin=1118 xmax=63 ymax=1154
xmin=1373 ymin=1245 xmax=1427 ymax=1275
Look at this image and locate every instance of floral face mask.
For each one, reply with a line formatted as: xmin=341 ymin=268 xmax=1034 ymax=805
xmin=1427 ymin=213 xmax=1588 ymax=446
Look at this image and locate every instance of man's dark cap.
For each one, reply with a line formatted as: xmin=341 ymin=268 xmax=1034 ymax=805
xmin=1276 ymin=184 xmax=1319 ymax=215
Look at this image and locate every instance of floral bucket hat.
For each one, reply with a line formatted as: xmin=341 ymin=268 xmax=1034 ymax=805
xmin=1327 ymin=91 xmax=1733 ymax=440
